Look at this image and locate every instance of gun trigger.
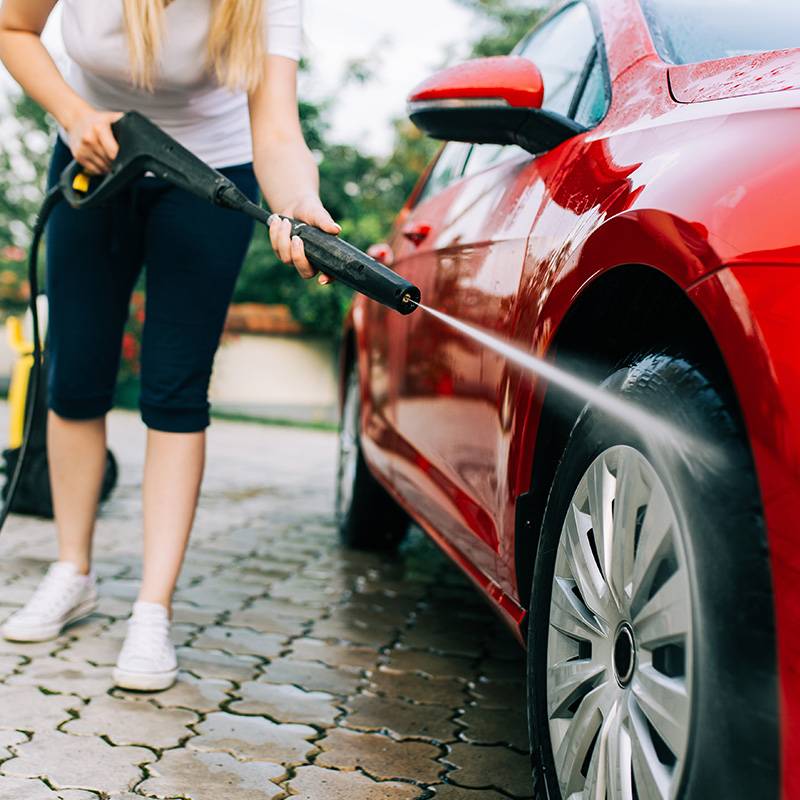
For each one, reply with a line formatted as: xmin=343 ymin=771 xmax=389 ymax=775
xmin=72 ymin=173 xmax=90 ymax=193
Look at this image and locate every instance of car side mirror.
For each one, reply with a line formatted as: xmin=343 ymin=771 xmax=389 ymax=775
xmin=407 ymin=56 xmax=585 ymax=155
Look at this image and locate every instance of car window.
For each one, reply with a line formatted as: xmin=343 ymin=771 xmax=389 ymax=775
xmin=517 ymin=2 xmax=598 ymax=117
xmin=642 ymin=0 xmax=800 ymax=65
xmin=415 ymin=142 xmax=472 ymax=205
xmin=572 ymin=51 xmax=606 ymax=127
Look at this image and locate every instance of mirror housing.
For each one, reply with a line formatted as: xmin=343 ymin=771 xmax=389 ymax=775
xmin=407 ymin=56 xmax=585 ymax=155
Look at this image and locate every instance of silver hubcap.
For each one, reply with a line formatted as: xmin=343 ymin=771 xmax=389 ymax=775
xmin=336 ymin=372 xmax=360 ymax=518
xmin=547 ymin=446 xmax=693 ymax=800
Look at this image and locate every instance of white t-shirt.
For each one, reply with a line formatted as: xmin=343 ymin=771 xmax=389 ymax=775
xmin=60 ymin=0 xmax=303 ymax=167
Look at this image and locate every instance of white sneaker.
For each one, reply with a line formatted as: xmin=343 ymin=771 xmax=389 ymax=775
xmin=113 ymin=601 xmax=178 ymax=691
xmin=1 ymin=561 xmax=98 ymax=642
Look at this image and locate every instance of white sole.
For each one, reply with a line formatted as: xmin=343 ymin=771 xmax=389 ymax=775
xmin=1 ymin=597 xmax=98 ymax=643
xmin=112 ymin=666 xmax=178 ymax=692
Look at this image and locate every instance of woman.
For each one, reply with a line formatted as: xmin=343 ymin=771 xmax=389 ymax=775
xmin=0 ymin=0 xmax=335 ymax=691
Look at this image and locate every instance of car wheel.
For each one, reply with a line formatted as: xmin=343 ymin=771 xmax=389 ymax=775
xmin=527 ymin=354 xmax=777 ymax=800
xmin=335 ymin=362 xmax=408 ymax=550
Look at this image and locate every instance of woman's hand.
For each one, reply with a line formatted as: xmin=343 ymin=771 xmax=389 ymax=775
xmin=67 ymin=108 xmax=123 ymax=175
xmin=268 ymin=194 xmax=341 ymax=286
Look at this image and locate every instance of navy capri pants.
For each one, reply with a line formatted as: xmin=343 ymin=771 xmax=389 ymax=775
xmin=45 ymin=136 xmax=258 ymax=433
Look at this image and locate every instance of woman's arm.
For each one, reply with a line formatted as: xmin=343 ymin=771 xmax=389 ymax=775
xmin=249 ymin=55 xmax=339 ymax=284
xmin=0 ymin=0 xmax=120 ymax=173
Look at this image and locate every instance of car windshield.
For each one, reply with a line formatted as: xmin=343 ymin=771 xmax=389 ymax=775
xmin=641 ymin=0 xmax=800 ymax=65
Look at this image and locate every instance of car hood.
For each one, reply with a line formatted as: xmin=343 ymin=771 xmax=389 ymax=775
xmin=669 ymin=49 xmax=800 ymax=103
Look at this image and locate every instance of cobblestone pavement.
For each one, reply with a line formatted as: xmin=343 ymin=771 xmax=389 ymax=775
xmin=0 ymin=407 xmax=531 ymax=799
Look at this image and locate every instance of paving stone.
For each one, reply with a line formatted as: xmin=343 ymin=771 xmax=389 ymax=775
xmin=369 ymin=668 xmax=466 ymax=707
xmin=0 ymin=730 xmax=26 ymax=759
xmin=0 ymin=655 xmax=24 ymax=679
xmin=0 ymin=686 xmax=79 ymax=730
xmin=189 ymin=711 xmax=316 ymax=765
xmin=193 ymin=626 xmax=285 ymax=659
xmin=259 ymin=658 xmax=362 ymax=695
xmin=385 ymin=649 xmax=476 ymax=681
xmin=58 ymin=633 xmax=122 ymax=666
xmin=139 ymin=749 xmax=285 ymax=800
xmin=478 ymin=657 xmax=523 ymax=682
xmin=431 ymin=784 xmax=511 ymax=799
xmin=94 ymin=594 xmax=133 ymax=618
xmin=6 ymin=658 xmax=113 ymax=698
xmin=316 ymin=728 xmax=442 ymax=782
xmin=0 ymin=776 xmax=58 ymax=799
xmin=344 ymin=694 xmax=456 ymax=741
xmin=341 ymin=596 xmax=417 ymax=627
xmin=400 ymin=623 xmax=483 ymax=658
xmin=229 ymin=682 xmax=339 ymax=727
xmin=116 ymin=671 xmax=233 ymax=713
xmin=1 ymin=730 xmax=154 ymax=795
xmin=171 ymin=603 xmax=222 ymax=626
xmin=289 ymin=637 xmax=377 ymax=669
xmin=63 ymin=695 xmax=199 ymax=748
xmin=468 ymin=678 xmax=526 ymax=710
xmin=225 ymin=608 xmax=308 ymax=637
xmin=97 ymin=595 xmax=136 ymax=619
xmin=457 ymin=705 xmax=529 ymax=750
xmin=0 ymin=408 xmax=540 ymax=800
xmin=176 ymin=647 xmax=260 ymax=682
xmin=0 ymin=636 xmax=56 ymax=658
xmin=445 ymin=742 xmax=533 ymax=797
xmin=310 ymin=617 xmax=397 ymax=647
xmin=287 ymin=765 xmax=422 ymax=800
xmin=176 ymin=583 xmax=259 ymax=608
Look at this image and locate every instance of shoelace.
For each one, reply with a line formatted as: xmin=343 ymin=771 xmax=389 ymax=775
xmin=21 ymin=570 xmax=85 ymax=617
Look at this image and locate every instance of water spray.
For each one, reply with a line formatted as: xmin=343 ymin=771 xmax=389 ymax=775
xmin=409 ymin=300 xmax=706 ymax=461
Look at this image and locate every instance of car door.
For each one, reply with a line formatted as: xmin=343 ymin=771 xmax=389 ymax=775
xmin=390 ymin=2 xmax=605 ymax=579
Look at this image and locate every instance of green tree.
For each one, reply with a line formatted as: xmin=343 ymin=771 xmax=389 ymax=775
xmin=455 ymin=0 xmax=549 ymax=56
xmin=0 ymin=94 xmax=51 ymax=248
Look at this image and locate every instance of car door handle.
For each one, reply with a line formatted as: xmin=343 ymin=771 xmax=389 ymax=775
xmin=402 ymin=222 xmax=432 ymax=246
xmin=367 ymin=243 xmax=395 ymax=267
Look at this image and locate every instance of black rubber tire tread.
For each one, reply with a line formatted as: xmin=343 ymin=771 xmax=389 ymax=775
xmin=527 ymin=353 xmax=778 ymax=800
xmin=336 ymin=365 xmax=408 ymax=551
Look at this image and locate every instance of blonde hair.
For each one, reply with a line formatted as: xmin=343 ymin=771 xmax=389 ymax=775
xmin=122 ymin=0 xmax=266 ymax=92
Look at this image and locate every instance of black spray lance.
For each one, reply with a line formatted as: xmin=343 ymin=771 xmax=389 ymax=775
xmin=0 ymin=111 xmax=420 ymax=536
xmin=60 ymin=112 xmax=421 ymax=313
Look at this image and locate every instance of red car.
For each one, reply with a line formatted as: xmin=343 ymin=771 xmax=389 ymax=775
xmin=337 ymin=1 xmax=800 ymax=797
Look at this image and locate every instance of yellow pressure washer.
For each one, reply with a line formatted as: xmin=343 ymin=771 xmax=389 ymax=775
xmin=0 ymin=110 xmax=420 ymax=535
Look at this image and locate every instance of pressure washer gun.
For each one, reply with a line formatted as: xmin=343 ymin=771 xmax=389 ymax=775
xmin=60 ymin=111 xmax=421 ymax=314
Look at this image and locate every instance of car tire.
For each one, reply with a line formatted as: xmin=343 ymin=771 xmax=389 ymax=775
xmin=527 ymin=354 xmax=777 ymax=800
xmin=335 ymin=362 xmax=408 ymax=550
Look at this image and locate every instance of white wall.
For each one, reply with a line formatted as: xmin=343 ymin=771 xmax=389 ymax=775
xmin=209 ymin=334 xmax=339 ymax=424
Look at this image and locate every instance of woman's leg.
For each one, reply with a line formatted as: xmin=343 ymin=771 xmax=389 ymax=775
xmin=47 ymin=413 xmax=107 ymax=574
xmin=135 ymin=164 xmax=258 ymax=613
xmin=138 ymin=428 xmax=205 ymax=608
xmin=44 ymin=136 xmax=145 ymax=572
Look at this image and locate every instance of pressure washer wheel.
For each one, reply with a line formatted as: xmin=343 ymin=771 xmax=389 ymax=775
xmin=335 ymin=362 xmax=408 ymax=550
xmin=527 ymin=354 xmax=778 ymax=800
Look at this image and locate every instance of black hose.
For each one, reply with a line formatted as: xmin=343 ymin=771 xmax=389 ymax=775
xmin=0 ymin=186 xmax=62 ymax=533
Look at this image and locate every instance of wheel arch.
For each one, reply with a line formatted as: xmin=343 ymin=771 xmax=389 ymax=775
xmin=514 ymin=263 xmax=748 ymax=613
